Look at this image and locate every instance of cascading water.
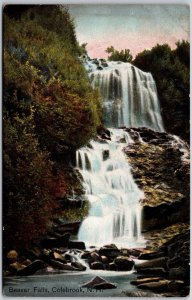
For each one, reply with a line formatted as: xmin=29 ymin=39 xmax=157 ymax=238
xmin=77 ymin=58 xmax=164 ymax=248
xmin=77 ymin=129 xmax=144 ymax=248
xmin=88 ymin=60 xmax=164 ymax=131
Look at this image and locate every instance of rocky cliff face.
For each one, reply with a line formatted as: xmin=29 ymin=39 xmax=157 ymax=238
xmin=123 ymin=127 xmax=189 ymax=231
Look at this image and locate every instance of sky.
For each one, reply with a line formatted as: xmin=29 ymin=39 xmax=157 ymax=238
xmin=68 ymin=4 xmax=190 ymax=59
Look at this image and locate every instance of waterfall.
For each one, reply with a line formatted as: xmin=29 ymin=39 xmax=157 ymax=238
xmin=77 ymin=129 xmax=144 ymax=248
xmin=89 ymin=60 xmax=164 ymax=132
xmin=77 ymin=59 xmax=164 ymax=248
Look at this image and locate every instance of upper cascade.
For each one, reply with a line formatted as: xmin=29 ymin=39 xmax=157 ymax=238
xmin=84 ymin=58 xmax=164 ymax=132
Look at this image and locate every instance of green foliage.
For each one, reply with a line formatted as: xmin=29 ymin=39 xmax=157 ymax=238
xmin=133 ymin=41 xmax=190 ymax=141
xmin=3 ymin=5 xmax=101 ymax=249
xmin=3 ymin=114 xmax=56 ymax=248
xmin=106 ymin=46 xmax=133 ymax=62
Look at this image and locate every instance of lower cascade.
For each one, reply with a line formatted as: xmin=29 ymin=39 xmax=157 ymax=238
xmin=77 ymin=129 xmax=144 ymax=248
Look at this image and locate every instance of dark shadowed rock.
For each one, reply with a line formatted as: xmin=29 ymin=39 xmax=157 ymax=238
xmin=41 ymin=233 xmax=70 ymax=248
xmin=16 ymin=260 xmax=45 ymax=276
xmin=139 ymin=251 xmax=165 ymax=260
xmin=90 ymin=261 xmax=104 ymax=270
xmin=136 ymin=267 xmax=167 ymax=277
xmin=114 ymin=256 xmax=134 ymax=271
xmin=137 ymin=280 xmax=171 ymax=292
xmin=98 ymin=247 xmax=120 ymax=258
xmin=169 ymin=266 xmax=187 ymax=280
xmin=107 ymin=262 xmax=118 ymax=271
xmin=68 ymin=240 xmax=85 ymax=250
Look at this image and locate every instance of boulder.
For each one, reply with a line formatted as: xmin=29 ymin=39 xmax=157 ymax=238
xmin=136 ymin=267 xmax=167 ymax=277
xmin=9 ymin=262 xmax=26 ymax=274
xmin=71 ymin=261 xmax=86 ymax=271
xmin=82 ymin=276 xmax=116 ymax=289
xmin=136 ymin=257 xmax=167 ymax=270
xmin=68 ymin=240 xmax=85 ymax=250
xmin=167 ymin=280 xmax=185 ymax=293
xmin=16 ymin=260 xmax=45 ymax=276
xmin=137 ymin=279 xmax=171 ymax=293
xmin=90 ymin=251 xmax=100 ymax=262
xmin=169 ymin=266 xmax=187 ymax=280
xmin=90 ymin=262 xmax=104 ymax=270
xmin=52 ymin=251 xmax=66 ymax=263
xmin=98 ymin=247 xmax=120 ymax=258
xmin=114 ymin=256 xmax=134 ymax=271
xmin=131 ymin=277 xmax=163 ymax=285
xmin=107 ymin=262 xmax=118 ymax=271
xmin=82 ymin=276 xmax=106 ymax=288
xmin=102 ymin=150 xmax=110 ymax=161
xmin=100 ymin=256 xmax=109 ymax=263
xmin=50 ymin=260 xmax=77 ymax=271
xmin=7 ymin=250 xmax=18 ymax=262
xmin=139 ymin=251 xmax=165 ymax=260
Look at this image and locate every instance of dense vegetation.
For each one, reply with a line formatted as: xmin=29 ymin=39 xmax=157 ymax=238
xmin=3 ymin=5 xmax=101 ymax=249
xmin=105 ymin=46 xmax=133 ymax=62
xmin=133 ymin=41 xmax=190 ymax=142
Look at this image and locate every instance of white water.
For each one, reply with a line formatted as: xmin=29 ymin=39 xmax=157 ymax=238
xmin=77 ymin=129 xmax=144 ymax=248
xmin=77 ymin=59 xmax=164 ymax=248
xmin=88 ymin=60 xmax=164 ymax=132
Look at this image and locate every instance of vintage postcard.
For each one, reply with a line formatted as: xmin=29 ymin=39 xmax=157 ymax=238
xmin=2 ymin=2 xmax=190 ymax=298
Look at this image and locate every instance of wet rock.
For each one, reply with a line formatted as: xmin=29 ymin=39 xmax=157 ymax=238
xmin=80 ymin=251 xmax=91 ymax=259
xmin=100 ymin=255 xmax=109 ymax=263
xmin=137 ymin=279 xmax=171 ymax=292
xmin=121 ymin=248 xmax=142 ymax=257
xmin=102 ymin=149 xmax=110 ymax=161
xmin=90 ymin=251 xmax=100 ymax=262
xmin=71 ymin=261 xmax=86 ymax=271
xmin=167 ymin=280 xmax=185 ymax=292
xmin=82 ymin=276 xmax=116 ymax=289
xmin=114 ymin=256 xmax=134 ymax=271
xmin=131 ymin=277 xmax=163 ymax=285
xmin=68 ymin=240 xmax=85 ymax=250
xmin=90 ymin=261 xmax=104 ymax=270
xmin=9 ymin=262 xmax=26 ymax=274
xmin=16 ymin=260 xmax=45 ymax=276
xmin=7 ymin=250 xmax=18 ymax=263
xmin=49 ymin=260 xmax=77 ymax=271
xmin=52 ymin=252 xmax=66 ymax=263
xmin=139 ymin=251 xmax=165 ymax=260
xmin=136 ymin=257 xmax=167 ymax=270
xmin=98 ymin=246 xmax=120 ymax=258
xmin=136 ymin=267 xmax=167 ymax=277
xmin=107 ymin=262 xmax=118 ymax=271
xmin=22 ymin=259 xmax=32 ymax=266
xmin=82 ymin=276 xmax=106 ymax=288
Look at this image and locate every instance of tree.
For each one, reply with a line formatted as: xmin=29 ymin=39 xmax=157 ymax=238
xmin=133 ymin=41 xmax=190 ymax=142
xmin=105 ymin=46 xmax=133 ymax=62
